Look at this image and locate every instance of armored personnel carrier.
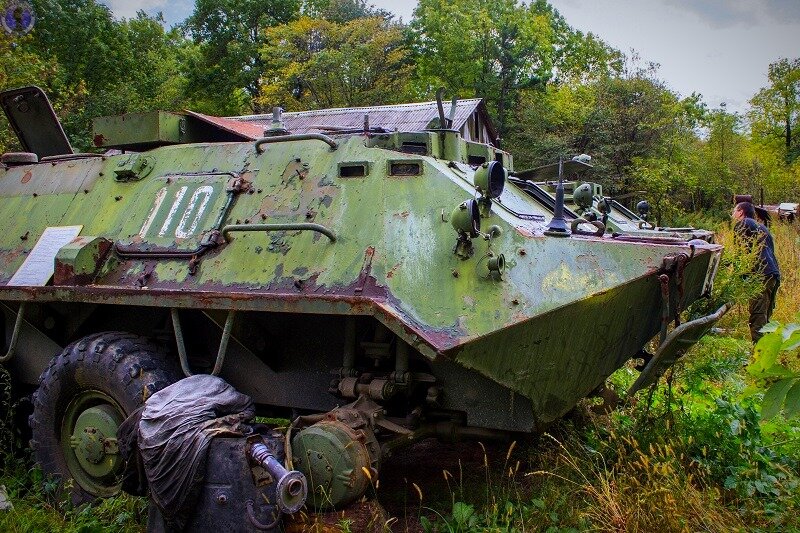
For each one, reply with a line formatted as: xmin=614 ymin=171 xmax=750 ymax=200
xmin=1 ymin=86 xmax=727 ymax=513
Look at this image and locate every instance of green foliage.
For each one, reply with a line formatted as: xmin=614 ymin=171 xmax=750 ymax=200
xmin=183 ymin=0 xmax=300 ymax=114
xmin=675 ymin=335 xmax=750 ymax=395
xmin=257 ymin=16 xmax=413 ymax=111
xmin=749 ymin=58 xmax=799 ymax=160
xmin=748 ymin=319 xmax=800 ymax=421
xmin=410 ymin=0 xmax=555 ymax=135
xmin=679 ymin=398 xmax=796 ymax=498
xmin=410 ymin=0 xmax=621 ymax=137
xmin=687 ymin=223 xmax=764 ymax=321
xmin=747 ymin=57 xmax=800 ymax=202
xmin=303 ymin=0 xmax=391 ymax=23
xmin=578 ymin=331 xmax=800 ymax=528
xmin=1 ymin=1 xmax=199 ymax=150
xmin=0 ymin=466 xmax=147 ymax=532
xmin=420 ymin=501 xmax=478 ymax=532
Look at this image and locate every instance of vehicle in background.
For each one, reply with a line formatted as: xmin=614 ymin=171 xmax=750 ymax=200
xmin=778 ymin=202 xmax=798 ymax=223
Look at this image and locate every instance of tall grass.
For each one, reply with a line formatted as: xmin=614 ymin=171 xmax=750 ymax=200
xmin=530 ymin=432 xmax=746 ymax=532
xmin=766 ymin=222 xmax=800 ymax=324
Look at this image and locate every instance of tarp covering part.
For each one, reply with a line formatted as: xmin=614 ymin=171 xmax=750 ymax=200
xmin=137 ymin=375 xmax=255 ymax=530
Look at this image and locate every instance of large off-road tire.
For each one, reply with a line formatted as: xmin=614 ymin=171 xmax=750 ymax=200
xmin=29 ymin=332 xmax=179 ymax=505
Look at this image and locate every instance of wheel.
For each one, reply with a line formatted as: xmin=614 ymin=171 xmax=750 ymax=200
xmin=29 ymin=332 xmax=179 ymax=504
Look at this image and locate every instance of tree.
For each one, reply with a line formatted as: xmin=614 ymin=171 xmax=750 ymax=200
xmin=183 ymin=0 xmax=301 ymax=115
xmin=410 ymin=0 xmax=621 ymax=137
xmin=303 ymin=0 xmax=391 ymax=23
xmin=30 ymin=0 xmax=130 ymax=92
xmin=257 ymin=16 xmax=413 ymax=110
xmin=627 ymin=92 xmax=707 ymax=222
xmin=529 ymin=0 xmax=622 ymax=85
xmin=410 ymin=0 xmax=555 ymax=136
xmin=120 ymin=13 xmax=190 ymax=112
xmin=22 ymin=2 xmax=196 ymax=150
xmin=0 ymin=32 xmax=56 ymax=152
xmin=749 ymin=58 xmax=800 ymax=163
xmin=700 ymin=105 xmax=761 ymax=208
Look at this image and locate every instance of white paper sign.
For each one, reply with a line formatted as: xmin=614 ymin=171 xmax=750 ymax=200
xmin=7 ymin=226 xmax=83 ymax=287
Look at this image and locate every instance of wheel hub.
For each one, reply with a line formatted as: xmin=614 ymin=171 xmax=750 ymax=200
xmin=70 ymin=404 xmax=120 ymax=469
xmin=61 ymin=394 xmax=125 ymax=496
xmin=74 ymin=426 xmax=105 ymax=465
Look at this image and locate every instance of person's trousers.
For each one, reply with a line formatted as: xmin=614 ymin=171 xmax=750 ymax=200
xmin=750 ymin=275 xmax=780 ymax=342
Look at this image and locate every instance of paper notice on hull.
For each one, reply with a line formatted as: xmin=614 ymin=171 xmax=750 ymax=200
xmin=7 ymin=225 xmax=82 ymax=286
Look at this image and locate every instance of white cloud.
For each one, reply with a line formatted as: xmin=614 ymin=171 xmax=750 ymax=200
xmin=666 ymin=0 xmax=800 ymax=27
xmin=549 ymin=0 xmax=800 ymax=114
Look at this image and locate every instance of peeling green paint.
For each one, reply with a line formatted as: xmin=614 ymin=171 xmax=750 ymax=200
xmin=0 ymin=131 xmax=722 ymax=426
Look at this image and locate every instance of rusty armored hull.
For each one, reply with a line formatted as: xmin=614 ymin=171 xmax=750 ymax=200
xmin=2 ymin=128 xmax=720 ymax=428
xmin=0 ymin=87 xmax=729 ymax=512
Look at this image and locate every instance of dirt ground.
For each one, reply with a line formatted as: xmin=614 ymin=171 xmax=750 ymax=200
xmin=286 ymin=438 xmax=518 ymax=532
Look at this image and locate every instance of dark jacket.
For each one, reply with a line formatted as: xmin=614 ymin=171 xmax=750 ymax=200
xmin=735 ymin=217 xmax=780 ymax=279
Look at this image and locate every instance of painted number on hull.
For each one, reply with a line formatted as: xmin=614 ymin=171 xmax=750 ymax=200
xmin=140 ymin=184 xmax=218 ymax=239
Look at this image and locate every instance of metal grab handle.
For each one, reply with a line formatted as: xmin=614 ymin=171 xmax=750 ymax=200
xmin=570 ymin=218 xmax=605 ymax=237
xmin=222 ymin=223 xmax=336 ymax=243
xmin=0 ymin=302 xmax=26 ymax=364
xmin=255 ymin=133 xmax=338 ymax=153
xmin=171 ymin=308 xmax=235 ymax=377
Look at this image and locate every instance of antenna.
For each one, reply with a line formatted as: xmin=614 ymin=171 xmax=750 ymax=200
xmin=544 ymin=157 xmax=571 ymax=237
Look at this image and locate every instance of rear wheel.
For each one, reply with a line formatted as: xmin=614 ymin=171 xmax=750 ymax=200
xmin=29 ymin=332 xmax=179 ymax=504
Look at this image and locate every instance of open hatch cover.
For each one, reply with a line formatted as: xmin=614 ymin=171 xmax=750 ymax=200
xmin=0 ymin=85 xmax=73 ymax=158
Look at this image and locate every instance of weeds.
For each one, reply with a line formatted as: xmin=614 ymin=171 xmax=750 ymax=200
xmin=0 ymin=354 xmax=147 ymax=532
xmin=0 ymin=447 xmax=147 ymax=532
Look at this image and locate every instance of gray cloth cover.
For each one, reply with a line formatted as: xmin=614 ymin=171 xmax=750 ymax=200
xmin=138 ymin=374 xmax=255 ymax=529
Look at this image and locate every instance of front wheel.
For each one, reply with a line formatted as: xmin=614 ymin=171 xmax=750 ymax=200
xmin=29 ymin=332 xmax=178 ymax=504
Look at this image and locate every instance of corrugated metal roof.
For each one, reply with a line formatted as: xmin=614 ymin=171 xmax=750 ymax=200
xmin=229 ymin=99 xmax=491 ymax=136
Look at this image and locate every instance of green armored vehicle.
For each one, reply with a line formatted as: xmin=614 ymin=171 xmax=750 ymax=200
xmin=1 ymin=87 xmax=727 ymax=512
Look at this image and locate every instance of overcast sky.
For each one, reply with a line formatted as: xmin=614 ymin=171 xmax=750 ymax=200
xmin=101 ymin=0 xmax=799 ymax=115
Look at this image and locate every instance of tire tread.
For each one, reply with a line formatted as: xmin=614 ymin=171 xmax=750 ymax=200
xmin=29 ymin=331 xmax=179 ymax=504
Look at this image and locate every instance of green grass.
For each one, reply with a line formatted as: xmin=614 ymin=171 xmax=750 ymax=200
xmin=0 ymin=462 xmax=146 ymax=533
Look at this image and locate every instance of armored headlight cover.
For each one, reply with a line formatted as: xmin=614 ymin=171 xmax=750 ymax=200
xmin=573 ymin=183 xmax=594 ymax=209
xmin=474 ymin=161 xmax=506 ymax=199
xmin=451 ymin=198 xmax=481 ymax=237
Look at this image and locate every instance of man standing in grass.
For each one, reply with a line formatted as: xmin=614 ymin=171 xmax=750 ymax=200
xmin=732 ymin=201 xmax=781 ymax=342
